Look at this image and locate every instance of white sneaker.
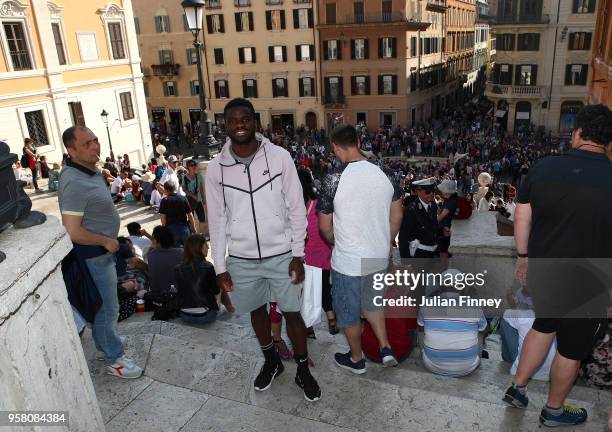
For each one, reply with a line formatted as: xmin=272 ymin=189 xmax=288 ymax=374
xmin=96 ymin=336 xmax=127 ymax=361
xmin=106 ymin=356 xmax=143 ymax=379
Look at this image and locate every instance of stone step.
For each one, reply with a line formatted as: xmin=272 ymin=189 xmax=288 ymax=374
xmin=113 ymin=317 xmax=610 ymax=427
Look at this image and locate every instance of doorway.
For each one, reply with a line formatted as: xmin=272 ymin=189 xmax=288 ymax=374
xmin=356 ymin=112 xmax=367 ymax=126
xmin=514 ymin=101 xmax=531 ymax=134
xmin=169 ymin=110 xmax=183 ymax=136
xmin=305 ymin=112 xmax=317 ymax=130
xmin=271 ymin=113 xmax=295 ymax=133
xmin=379 ymin=112 xmax=396 ymax=128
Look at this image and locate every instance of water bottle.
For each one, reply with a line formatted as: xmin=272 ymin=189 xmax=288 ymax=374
xmin=169 ymin=284 xmax=177 ymax=294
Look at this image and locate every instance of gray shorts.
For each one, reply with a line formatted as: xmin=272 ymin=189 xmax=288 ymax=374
xmin=227 ymin=252 xmax=302 ymax=314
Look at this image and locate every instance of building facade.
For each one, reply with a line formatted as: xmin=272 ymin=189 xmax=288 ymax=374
xmin=589 ymin=0 xmax=611 ymax=106
xmin=0 ymin=0 xmax=150 ymax=164
xmin=134 ymin=0 xmax=323 ymax=133
xmin=485 ymin=0 xmax=597 ymax=134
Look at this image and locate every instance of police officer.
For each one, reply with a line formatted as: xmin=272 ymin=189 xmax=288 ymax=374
xmin=398 ymin=177 xmax=439 ymax=258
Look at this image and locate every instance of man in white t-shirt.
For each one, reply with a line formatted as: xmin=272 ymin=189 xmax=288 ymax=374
xmin=318 ymin=124 xmax=404 ymax=374
xmin=126 ymin=222 xmax=152 ymax=259
xmin=111 ymin=169 xmax=128 ymax=200
xmin=158 ymin=155 xmax=185 ymax=196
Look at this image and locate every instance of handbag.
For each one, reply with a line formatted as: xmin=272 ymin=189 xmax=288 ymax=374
xmin=300 ymin=263 xmax=322 ymax=328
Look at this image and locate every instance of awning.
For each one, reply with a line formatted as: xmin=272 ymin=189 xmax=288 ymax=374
xmin=495 ymin=110 xmax=507 ymax=118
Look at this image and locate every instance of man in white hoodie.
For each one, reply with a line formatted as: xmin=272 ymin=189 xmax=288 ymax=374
xmin=205 ymin=98 xmax=320 ymax=402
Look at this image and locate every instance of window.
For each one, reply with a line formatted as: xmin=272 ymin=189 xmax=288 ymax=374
xmin=214 ymin=80 xmax=229 ymax=98
xmin=382 ymin=0 xmax=392 ymax=21
xmin=269 ymin=45 xmax=287 ymax=62
xmin=119 ymin=92 xmax=135 ymax=120
xmin=410 ymin=67 xmax=417 ymax=91
xmin=565 ymin=64 xmax=588 ymax=85
xmin=243 ymin=79 xmax=258 ymax=98
xmin=235 ymin=0 xmax=250 ymax=5
xmin=379 ymin=37 xmax=396 ymax=58
xmin=163 ymin=81 xmax=177 ymax=96
xmin=354 ymin=1 xmax=364 ymax=23
xmin=379 ymin=74 xmax=397 ymax=94
xmin=325 ymin=40 xmax=340 ymax=60
xmin=190 ymin=80 xmax=200 ymax=96
xmin=272 ymin=78 xmax=288 ymax=97
xmin=326 ymin=3 xmax=336 ymax=24
xmin=51 ymin=23 xmax=66 ymax=65
xmin=206 ymin=14 xmax=224 ymax=33
xmin=325 ymin=76 xmax=343 ymax=100
xmin=517 ymin=33 xmax=540 ymax=51
xmin=159 ymin=49 xmax=174 ymax=64
xmin=572 ymin=0 xmax=596 ymax=13
xmin=214 ymin=48 xmax=225 ymax=64
xmin=351 ymin=38 xmax=368 ymax=59
xmin=24 ymin=110 xmax=49 ymax=146
xmin=134 ymin=17 xmax=140 ymax=34
xmin=239 ymin=47 xmax=256 ymax=63
xmin=108 ymin=23 xmax=125 ymax=59
xmin=296 ymin=44 xmax=314 ymax=61
xmin=497 ymin=33 xmax=515 ymax=51
xmin=235 ymin=12 xmax=254 ymax=31
xmin=69 ymin=102 xmax=86 ymax=127
xmin=515 ymin=64 xmax=537 ymax=85
xmin=494 ymin=63 xmax=514 ymax=84
xmin=187 ymin=48 xmax=197 ymax=64
xmin=3 ymin=22 xmax=32 ymax=70
xmin=299 ymin=77 xmax=315 ymax=97
xmin=266 ymin=10 xmax=286 ymax=30
xmin=351 ymin=75 xmax=369 ymax=95
xmin=143 ymin=82 xmax=149 ymax=97
xmin=154 ymin=15 xmax=170 ymax=33
xmin=293 ymin=8 xmax=313 ymax=28
xmin=568 ymin=32 xmax=592 ymax=50
xmin=410 ymin=36 xmax=416 ymax=57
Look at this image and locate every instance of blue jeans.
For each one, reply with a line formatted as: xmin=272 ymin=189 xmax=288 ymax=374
xmin=168 ymin=223 xmax=191 ymax=247
xmin=499 ymin=318 xmax=519 ymax=363
xmin=331 ymin=270 xmax=382 ymax=329
xmin=180 ymin=310 xmax=217 ymax=325
xmin=85 ymin=252 xmax=124 ymax=364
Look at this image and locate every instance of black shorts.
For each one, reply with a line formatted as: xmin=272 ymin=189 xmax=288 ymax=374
xmin=437 ymin=236 xmax=451 ymax=253
xmin=531 ymin=318 xmax=607 ymax=361
xmin=192 ymin=201 xmax=206 ymax=222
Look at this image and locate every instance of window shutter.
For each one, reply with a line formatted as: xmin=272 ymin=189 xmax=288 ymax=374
xmin=514 ymin=65 xmax=522 ymax=85
xmin=282 ymin=46 xmax=287 ymax=61
xmin=190 ymin=81 xmax=195 ymax=96
xmin=351 ymin=76 xmax=357 ymax=95
xmin=493 ymin=64 xmax=500 ymax=83
xmin=572 ymin=0 xmax=579 ymax=13
xmin=296 ymin=45 xmax=302 ymax=61
xmin=364 ymin=39 xmax=369 ymax=59
xmin=564 ymin=65 xmax=572 ymax=85
xmin=219 ymin=15 xmax=225 ymax=33
xmin=391 ymin=75 xmax=397 ymax=94
xmin=214 ymin=81 xmax=220 ymax=98
xmin=242 ymin=80 xmax=248 ymax=97
xmin=248 ymin=12 xmax=254 ymax=30
xmin=365 ymin=76 xmax=370 ymax=95
xmin=252 ymin=48 xmax=256 ymax=63
xmin=253 ymin=80 xmax=258 ymax=98
xmin=378 ymin=75 xmax=383 ymax=94
xmin=324 ymin=77 xmax=331 ymax=101
xmin=155 ymin=16 xmax=161 ymax=32
xmin=239 ymin=47 xmax=245 ymax=63
xmin=293 ymin=9 xmax=299 ymax=28
xmin=235 ymin=13 xmax=242 ymax=31
xmin=163 ymin=83 xmax=168 ymax=97
xmin=269 ymin=46 xmax=274 ymax=62
xmin=174 ymin=82 xmax=178 ymax=96
xmin=206 ymin=15 xmax=212 ymax=33
xmin=531 ymin=65 xmax=538 ymax=85
xmin=158 ymin=50 xmax=163 ymax=64
xmin=588 ymin=0 xmax=596 ymax=12
xmin=225 ymin=80 xmax=230 ymax=98
xmin=323 ymin=41 xmax=329 ymax=60
xmin=391 ymin=38 xmax=397 ymax=58
xmin=266 ymin=11 xmax=272 ymax=30
xmin=310 ymin=45 xmax=314 ymax=61
xmin=308 ymin=8 xmax=314 ymax=27
xmin=338 ymin=76 xmax=343 ymax=95
xmin=378 ymin=38 xmax=383 ymax=58
xmin=350 ymin=40 xmax=355 ymax=59
xmin=280 ymin=10 xmax=286 ymax=29
xmin=164 ymin=16 xmax=171 ymax=32
xmin=273 ymin=79 xmax=278 ymax=97
xmin=299 ymin=78 xmax=304 ymax=97
xmin=337 ymin=41 xmax=342 ymax=60
xmin=585 ymin=33 xmax=592 ymax=49
xmin=186 ymin=48 xmax=191 ymax=64
xmin=284 ymin=79 xmax=288 ymax=96
xmin=580 ymin=64 xmax=588 ymax=84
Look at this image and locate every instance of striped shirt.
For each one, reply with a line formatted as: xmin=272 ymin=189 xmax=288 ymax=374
xmin=417 ymin=292 xmax=487 ymax=377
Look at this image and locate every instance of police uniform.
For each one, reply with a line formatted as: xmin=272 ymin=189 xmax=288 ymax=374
xmin=398 ymin=178 xmax=439 ymax=258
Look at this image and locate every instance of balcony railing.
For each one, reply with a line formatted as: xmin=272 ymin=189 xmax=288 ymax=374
xmin=293 ymin=0 xmax=311 ymax=3
xmin=206 ymin=0 xmax=222 ymax=8
xmin=322 ymin=94 xmax=345 ymax=106
xmin=485 ymin=82 xmax=545 ymax=98
xmin=426 ymin=0 xmax=447 ymax=12
xmin=332 ymin=11 xmax=426 ymax=27
xmin=492 ymin=14 xmax=550 ymax=25
xmin=151 ymin=64 xmax=180 ymax=77
xmin=234 ymin=0 xmax=250 ymax=7
xmin=265 ymin=0 xmax=283 ymax=4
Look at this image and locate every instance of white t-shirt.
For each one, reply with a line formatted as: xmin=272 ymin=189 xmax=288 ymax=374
xmin=150 ymin=189 xmax=163 ymax=207
xmin=478 ymin=197 xmax=490 ymax=211
xmin=503 ymin=309 xmax=555 ymax=381
xmin=111 ymin=177 xmax=123 ymax=194
xmin=128 ymin=235 xmax=152 ymax=259
xmin=506 ymin=202 xmax=516 ymax=221
xmin=317 ymin=160 xmax=402 ymax=276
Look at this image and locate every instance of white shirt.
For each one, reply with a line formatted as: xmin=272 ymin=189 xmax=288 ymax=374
xmin=419 ymin=198 xmax=431 ymax=212
xmin=128 ymin=235 xmax=152 ymax=259
xmin=478 ymin=197 xmax=490 ymax=211
xmin=150 ymin=189 xmax=163 ymax=207
xmin=505 ymin=202 xmax=516 ymax=221
xmin=111 ymin=177 xmax=123 ymax=194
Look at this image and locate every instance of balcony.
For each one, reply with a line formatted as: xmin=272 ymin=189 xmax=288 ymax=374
xmin=319 ymin=12 xmax=430 ymax=30
xmin=485 ymin=82 xmax=545 ymax=99
xmin=492 ymin=14 xmax=550 ymax=25
xmin=293 ymin=0 xmax=311 ymax=3
xmin=234 ymin=0 xmax=250 ymax=7
xmin=322 ymin=94 xmax=345 ymax=106
xmin=151 ymin=64 xmax=180 ymax=77
xmin=206 ymin=0 xmax=222 ymax=8
xmin=426 ymin=0 xmax=447 ymax=13
xmin=265 ymin=0 xmax=283 ymax=4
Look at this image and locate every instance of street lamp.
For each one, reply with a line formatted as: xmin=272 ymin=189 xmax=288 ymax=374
xmin=182 ymin=0 xmax=216 ymax=160
xmin=100 ymin=109 xmax=115 ymax=162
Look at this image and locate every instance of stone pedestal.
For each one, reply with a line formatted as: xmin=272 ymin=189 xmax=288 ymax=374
xmin=0 ymin=216 xmax=105 ymax=431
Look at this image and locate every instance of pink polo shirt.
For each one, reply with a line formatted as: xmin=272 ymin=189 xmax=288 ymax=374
xmin=304 ymin=199 xmax=332 ymax=270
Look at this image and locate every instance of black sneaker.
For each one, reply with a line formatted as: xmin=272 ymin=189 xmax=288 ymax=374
xmin=502 ymin=385 xmax=529 ymax=409
xmin=334 ymin=351 xmax=366 ymax=374
xmin=380 ymin=347 xmax=398 ymax=367
xmin=254 ymin=360 xmax=284 ymax=391
xmin=295 ymin=369 xmax=321 ymax=402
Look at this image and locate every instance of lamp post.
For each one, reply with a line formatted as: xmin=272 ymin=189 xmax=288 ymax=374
xmin=100 ymin=109 xmax=115 ymax=162
xmin=182 ymin=0 xmax=216 ymax=160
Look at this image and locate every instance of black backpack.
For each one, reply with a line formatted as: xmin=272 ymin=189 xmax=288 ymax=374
xmin=21 ymin=154 xmax=29 ymax=168
xmin=145 ymin=291 xmax=179 ymax=321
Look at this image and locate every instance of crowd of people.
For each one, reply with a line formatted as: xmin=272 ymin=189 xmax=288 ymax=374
xmin=53 ymin=96 xmax=612 ymax=429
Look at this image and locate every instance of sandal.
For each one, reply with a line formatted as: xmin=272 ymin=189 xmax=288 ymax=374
xmin=273 ymin=338 xmax=293 ymax=361
xmin=328 ymin=318 xmax=339 ymax=335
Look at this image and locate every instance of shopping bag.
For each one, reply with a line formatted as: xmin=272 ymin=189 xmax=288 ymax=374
xmin=300 ymin=264 xmax=322 ymax=328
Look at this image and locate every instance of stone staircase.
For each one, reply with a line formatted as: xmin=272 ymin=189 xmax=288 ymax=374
xmin=81 ymin=311 xmax=610 ymax=432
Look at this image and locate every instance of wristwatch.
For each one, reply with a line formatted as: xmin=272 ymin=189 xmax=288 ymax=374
xmin=517 ymin=252 xmax=528 ymax=258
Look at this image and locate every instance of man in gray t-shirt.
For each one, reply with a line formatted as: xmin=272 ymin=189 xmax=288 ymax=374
xmin=59 ymin=126 xmax=142 ymax=380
